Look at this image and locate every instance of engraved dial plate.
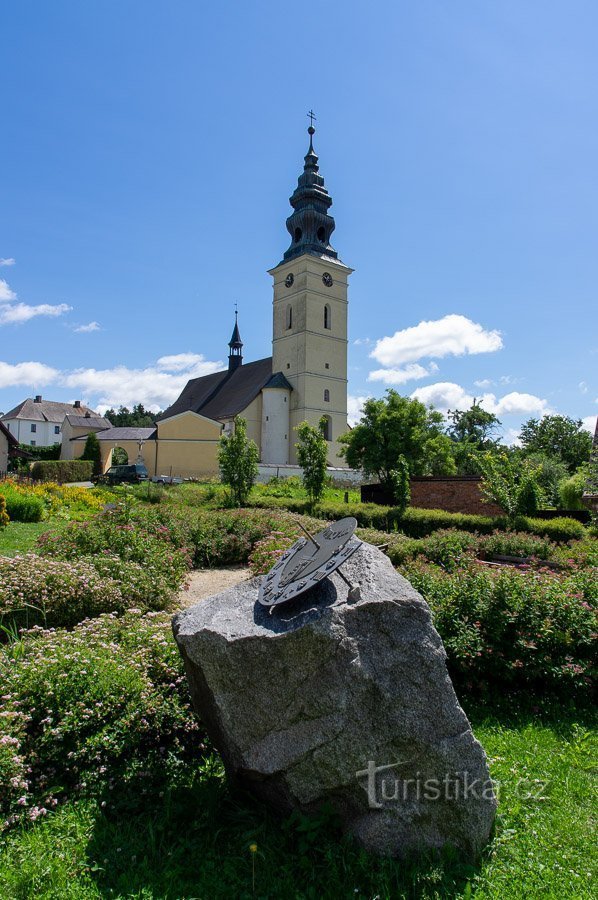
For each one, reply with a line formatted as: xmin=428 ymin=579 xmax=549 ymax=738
xmin=258 ymin=517 xmax=361 ymax=608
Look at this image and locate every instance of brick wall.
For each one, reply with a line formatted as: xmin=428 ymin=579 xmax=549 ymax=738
xmin=409 ymin=476 xmax=503 ymax=516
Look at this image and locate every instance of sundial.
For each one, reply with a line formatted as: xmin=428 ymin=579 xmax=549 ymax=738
xmin=258 ymin=517 xmax=362 ymax=609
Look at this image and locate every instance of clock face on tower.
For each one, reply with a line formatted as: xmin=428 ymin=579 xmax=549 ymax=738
xmin=285 ymin=273 xmax=294 ymax=288
xmin=322 ymin=272 xmax=333 ymax=287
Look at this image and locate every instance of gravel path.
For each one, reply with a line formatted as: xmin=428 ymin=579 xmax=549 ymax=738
xmin=177 ymin=566 xmax=252 ymax=609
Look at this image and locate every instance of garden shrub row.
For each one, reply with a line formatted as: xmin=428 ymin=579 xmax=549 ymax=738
xmin=404 ymin=559 xmax=596 ymax=697
xmin=0 ymin=553 xmax=185 ymax=632
xmin=2 ymin=505 xmax=322 ymax=630
xmin=0 ymin=611 xmax=200 ymax=828
xmin=30 ymin=459 xmax=93 ymax=484
xmin=247 ymin=496 xmax=586 ymax=542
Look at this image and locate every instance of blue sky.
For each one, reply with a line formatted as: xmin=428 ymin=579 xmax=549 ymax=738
xmin=1 ymin=0 xmax=596 ymax=440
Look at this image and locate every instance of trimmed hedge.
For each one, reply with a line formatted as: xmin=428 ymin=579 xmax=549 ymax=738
xmin=30 ymin=459 xmax=93 ymax=483
xmin=247 ymin=496 xmax=585 ymax=542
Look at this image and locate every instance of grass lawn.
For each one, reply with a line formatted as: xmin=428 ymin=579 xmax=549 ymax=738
xmin=0 ymin=701 xmax=595 ymax=899
xmin=0 ymin=521 xmax=62 ymax=557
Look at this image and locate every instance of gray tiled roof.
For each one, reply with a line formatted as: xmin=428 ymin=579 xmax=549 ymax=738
xmin=2 ymin=398 xmax=97 ymax=423
xmin=64 ymin=415 xmax=111 ymax=429
xmin=159 ymin=357 xmax=274 ymax=422
xmin=72 ymin=427 xmax=156 ymax=442
xmin=264 ymin=372 xmax=293 ymax=391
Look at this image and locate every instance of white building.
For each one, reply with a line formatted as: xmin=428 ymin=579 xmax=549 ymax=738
xmin=1 ymin=396 xmax=98 ymax=448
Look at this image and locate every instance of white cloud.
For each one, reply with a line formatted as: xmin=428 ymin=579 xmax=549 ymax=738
xmin=367 ymin=362 xmax=436 ymax=385
xmin=347 ymin=395 xmax=368 ymax=427
xmin=0 ymin=302 xmax=72 ymax=325
xmin=503 ymin=428 xmax=522 ymax=447
xmin=474 ymin=378 xmax=493 ymax=388
xmin=371 ymin=314 xmax=503 ymax=368
xmin=579 ymin=381 xmax=588 ymax=394
xmin=73 ymin=321 xmax=101 ymax=333
xmin=492 ymin=391 xmax=550 ymax=416
xmin=61 ymin=355 xmax=224 ymax=412
xmin=353 ymin=337 xmax=372 ymax=346
xmin=0 ymin=258 xmax=15 ymax=267
xmin=411 ymin=382 xmax=475 ymax=412
xmin=410 ymin=382 xmax=550 ymax=417
xmin=0 ymin=279 xmax=17 ymax=302
xmin=156 ymin=353 xmax=207 ymax=372
xmin=0 ymin=360 xmax=59 ymax=389
xmin=582 ymin=415 xmax=597 ymax=434
xmin=0 ymin=277 xmax=72 ymax=325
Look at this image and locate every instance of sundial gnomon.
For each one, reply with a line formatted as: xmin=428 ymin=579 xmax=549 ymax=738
xmin=258 ymin=517 xmax=362 ymax=609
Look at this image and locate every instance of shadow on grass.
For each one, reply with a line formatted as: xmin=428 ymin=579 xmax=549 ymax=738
xmin=85 ymin=760 xmax=482 ymax=899
xmin=83 ymin=697 xmax=595 ymax=899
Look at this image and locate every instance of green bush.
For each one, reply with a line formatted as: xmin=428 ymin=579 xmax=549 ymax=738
xmin=404 ymin=560 xmax=597 ymax=695
xmin=30 ymin=460 xmax=93 ymax=484
xmin=513 ymin=515 xmax=586 ymax=543
xmin=248 ymin=495 xmax=587 ymax=542
xmin=0 ymin=489 xmax=44 ymax=522
xmin=0 ymin=611 xmax=201 ymax=826
xmin=558 ymin=468 xmax=589 ymax=510
xmin=36 ymin=509 xmax=191 ymax=591
xmin=478 ymin=531 xmax=557 ymax=561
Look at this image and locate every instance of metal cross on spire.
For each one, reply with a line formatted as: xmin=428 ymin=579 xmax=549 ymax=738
xmin=307 ymin=109 xmax=316 ymax=128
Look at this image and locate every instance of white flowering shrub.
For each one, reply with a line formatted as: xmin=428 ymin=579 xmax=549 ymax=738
xmin=0 ymin=611 xmax=202 ymax=830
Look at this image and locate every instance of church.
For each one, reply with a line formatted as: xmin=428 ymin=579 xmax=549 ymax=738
xmin=63 ymin=123 xmax=352 ymax=479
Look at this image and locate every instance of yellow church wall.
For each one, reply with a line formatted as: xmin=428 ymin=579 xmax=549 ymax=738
xmin=157 ymin=412 xmax=222 ymax=441
xmin=153 ymin=412 xmax=222 ymax=478
xmin=238 ymin=394 xmax=263 ymax=450
xmin=155 ymin=440 xmax=219 ymax=479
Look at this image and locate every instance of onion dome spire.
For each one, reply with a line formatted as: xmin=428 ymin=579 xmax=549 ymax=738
xmin=228 ymin=309 xmax=243 ymax=371
xmin=283 ymin=112 xmax=337 ymax=262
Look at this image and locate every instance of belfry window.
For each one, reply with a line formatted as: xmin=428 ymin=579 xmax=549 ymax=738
xmin=324 ymin=304 xmax=331 ymax=329
xmin=321 ymin=415 xmax=332 ymax=441
xmin=294 ymin=227 xmax=302 ymax=243
xmin=317 ymin=226 xmax=326 ymax=243
xmin=286 ymin=305 xmax=292 ymax=329
xmin=324 ymin=389 xmax=330 ymax=402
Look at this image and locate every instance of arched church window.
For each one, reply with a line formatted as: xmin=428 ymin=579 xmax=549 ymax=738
xmin=286 ymin=305 xmax=292 ymax=329
xmin=321 ymin=415 xmax=332 ymax=441
xmin=294 ymin=227 xmax=302 ymax=243
xmin=324 ymin=304 xmax=331 ymax=329
xmin=324 ymin=389 xmax=330 ymax=402
xmin=317 ymin=226 xmax=326 ymax=243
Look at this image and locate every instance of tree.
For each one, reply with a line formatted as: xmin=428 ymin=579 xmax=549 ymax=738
xmin=389 ymin=455 xmax=410 ymax=515
xmin=477 ymin=452 xmax=543 ymax=520
xmin=338 ymin=390 xmax=456 ymax=489
xmin=446 ymin=401 xmax=502 ymax=474
xmin=517 ymin=451 xmax=568 ymax=507
xmin=558 ymin=466 xmax=589 ymax=511
xmin=295 ymin=418 xmax=329 ymax=508
xmin=112 ymin=447 xmax=128 ymax=465
xmin=218 ymin=416 xmax=259 ymax=506
xmin=447 ymin=401 xmax=501 ymax=446
xmin=518 ymin=415 xmax=592 ymax=473
xmin=104 ymin=404 xmax=159 ymax=427
xmin=81 ymin=432 xmax=102 ymax=477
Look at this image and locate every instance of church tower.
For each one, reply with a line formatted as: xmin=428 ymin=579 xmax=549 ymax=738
xmin=268 ymin=120 xmax=353 ymax=465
